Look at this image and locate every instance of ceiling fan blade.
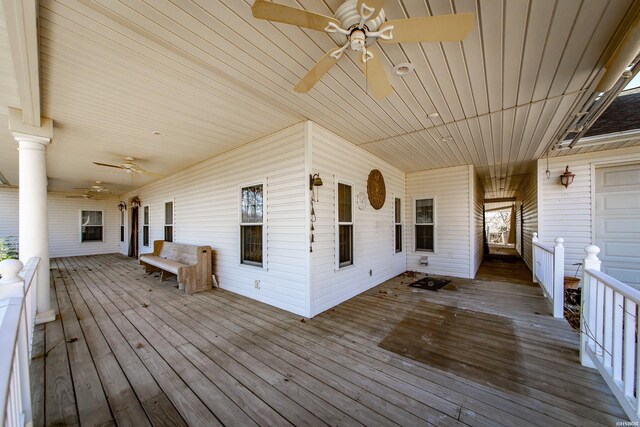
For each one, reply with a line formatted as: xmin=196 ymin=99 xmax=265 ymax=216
xmin=360 ymin=47 xmax=393 ymax=99
xmin=295 ymin=48 xmax=342 ymax=93
xmin=380 ymin=13 xmax=474 ymax=44
xmin=132 ymin=167 xmax=162 ymax=177
xmin=93 ymin=162 xmax=123 ymax=169
xmin=252 ymin=0 xmax=341 ymax=32
xmin=357 ymin=0 xmax=384 ymax=21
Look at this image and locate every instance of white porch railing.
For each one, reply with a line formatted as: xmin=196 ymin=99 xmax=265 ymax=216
xmin=531 ymin=233 xmax=565 ymax=318
xmin=0 ymin=257 xmax=40 ymax=427
xmin=580 ymin=245 xmax=640 ymax=422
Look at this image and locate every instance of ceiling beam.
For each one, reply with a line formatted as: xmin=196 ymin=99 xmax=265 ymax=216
xmin=3 ymin=0 xmax=41 ymax=126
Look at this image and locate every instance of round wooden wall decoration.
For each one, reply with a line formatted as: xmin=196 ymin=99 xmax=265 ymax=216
xmin=367 ymin=169 xmax=386 ymax=210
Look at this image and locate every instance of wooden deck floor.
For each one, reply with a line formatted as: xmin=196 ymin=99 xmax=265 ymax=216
xmin=30 ymin=254 xmax=626 ymax=426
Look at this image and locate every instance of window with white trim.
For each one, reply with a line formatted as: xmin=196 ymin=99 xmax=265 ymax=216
xmin=81 ymin=210 xmax=103 ymax=242
xmin=120 ymin=210 xmax=125 ymax=242
xmin=415 ymin=198 xmax=435 ymax=251
xmin=164 ymin=201 xmax=174 ymax=242
xmin=240 ymin=184 xmax=263 ymax=266
xmin=395 ymin=197 xmax=402 ymax=253
xmin=338 ymin=183 xmax=353 ymax=267
xmin=143 ymin=205 xmax=150 ymax=247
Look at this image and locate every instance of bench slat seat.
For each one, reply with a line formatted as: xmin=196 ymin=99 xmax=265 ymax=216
xmin=139 ymin=241 xmax=213 ymax=294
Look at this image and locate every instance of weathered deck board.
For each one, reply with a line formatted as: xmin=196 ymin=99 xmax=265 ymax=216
xmin=29 ymin=253 xmax=627 ymax=426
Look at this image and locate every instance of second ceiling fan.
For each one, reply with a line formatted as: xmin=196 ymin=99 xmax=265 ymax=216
xmin=252 ymin=0 xmax=473 ymax=99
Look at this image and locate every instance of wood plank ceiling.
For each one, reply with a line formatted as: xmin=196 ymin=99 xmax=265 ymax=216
xmin=0 ymin=0 xmax=638 ymax=198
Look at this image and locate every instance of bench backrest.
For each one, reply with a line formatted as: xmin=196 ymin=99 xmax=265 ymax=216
xmin=155 ymin=241 xmax=199 ymax=265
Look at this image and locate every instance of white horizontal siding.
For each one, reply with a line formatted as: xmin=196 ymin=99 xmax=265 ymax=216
xmin=519 ymin=163 xmax=537 ymax=270
xmin=122 ymin=123 xmax=309 ymax=316
xmin=0 ymin=188 xmax=120 ymax=257
xmin=48 ymin=195 xmax=121 ymax=257
xmin=310 ymin=124 xmax=406 ymax=317
xmin=539 ymin=145 xmax=640 ymax=277
xmin=0 ymin=188 xmax=19 ymax=237
xmin=406 ymin=165 xmax=472 ymax=278
xmin=472 ymin=167 xmax=484 ymax=277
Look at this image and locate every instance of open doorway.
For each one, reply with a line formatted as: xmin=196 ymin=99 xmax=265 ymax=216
xmin=128 ymin=205 xmax=139 ymax=258
xmin=485 ymin=203 xmax=516 ymax=255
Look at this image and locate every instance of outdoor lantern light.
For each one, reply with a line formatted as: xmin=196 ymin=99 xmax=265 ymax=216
xmin=118 ymin=201 xmax=127 ymax=211
xmin=559 ymin=166 xmax=575 ymax=188
xmin=309 ymin=173 xmax=323 ymax=202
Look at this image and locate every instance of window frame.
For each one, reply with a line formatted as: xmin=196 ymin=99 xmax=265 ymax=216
xmin=394 ymin=197 xmax=402 ymax=253
xmin=335 ymin=180 xmax=354 ymax=269
xmin=142 ymin=205 xmax=150 ymax=247
xmin=164 ymin=199 xmax=174 ymax=243
xmin=414 ymin=196 xmax=436 ymax=253
xmin=239 ymin=181 xmax=266 ymax=269
xmin=79 ymin=209 xmax=104 ymax=243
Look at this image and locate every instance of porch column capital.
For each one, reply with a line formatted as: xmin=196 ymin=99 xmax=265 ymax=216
xmin=8 ymin=107 xmax=53 ymax=147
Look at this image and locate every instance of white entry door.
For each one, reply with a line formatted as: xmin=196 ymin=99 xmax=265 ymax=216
xmin=595 ymin=163 xmax=640 ymax=286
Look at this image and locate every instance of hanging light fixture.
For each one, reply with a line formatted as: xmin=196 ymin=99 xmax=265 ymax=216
xmin=559 ymin=166 xmax=575 ymax=188
xmin=545 ymin=154 xmax=551 ymax=180
xmin=131 ymin=195 xmax=141 ymax=208
xmin=309 ymin=173 xmax=323 ymax=202
xmin=118 ymin=201 xmax=127 ymax=211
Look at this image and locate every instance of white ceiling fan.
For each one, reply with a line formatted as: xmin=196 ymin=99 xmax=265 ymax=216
xmin=93 ymin=156 xmax=161 ymax=177
xmin=74 ymin=181 xmax=110 ymax=194
xmin=251 ymin=0 xmax=473 ymax=99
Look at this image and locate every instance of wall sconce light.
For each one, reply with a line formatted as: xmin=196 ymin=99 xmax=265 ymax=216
xmin=309 ymin=173 xmax=323 ymax=202
xmin=130 ymin=195 xmax=141 ymax=208
xmin=559 ymin=166 xmax=575 ymax=188
xmin=118 ymin=201 xmax=127 ymax=211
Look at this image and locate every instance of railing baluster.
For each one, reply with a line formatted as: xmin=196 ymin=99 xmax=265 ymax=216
xmin=596 ymin=281 xmax=605 ymax=359
xmin=604 ymin=285 xmax=614 ymax=368
xmin=625 ymin=300 xmax=637 ymax=400
xmin=613 ymin=292 xmax=624 ymax=381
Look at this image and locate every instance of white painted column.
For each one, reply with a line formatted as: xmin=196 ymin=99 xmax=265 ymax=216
xmin=8 ymin=107 xmax=55 ymax=324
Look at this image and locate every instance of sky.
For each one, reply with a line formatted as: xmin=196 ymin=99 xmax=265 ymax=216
xmin=625 ymin=73 xmax=640 ymax=90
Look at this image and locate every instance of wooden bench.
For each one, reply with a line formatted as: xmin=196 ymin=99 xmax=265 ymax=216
xmin=139 ymin=241 xmax=213 ymax=294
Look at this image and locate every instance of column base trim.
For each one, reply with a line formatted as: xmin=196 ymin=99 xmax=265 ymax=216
xmin=35 ymin=309 xmax=56 ymax=325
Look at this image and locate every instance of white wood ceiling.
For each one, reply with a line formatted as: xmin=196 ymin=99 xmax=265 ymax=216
xmin=0 ymin=0 xmax=638 ymax=198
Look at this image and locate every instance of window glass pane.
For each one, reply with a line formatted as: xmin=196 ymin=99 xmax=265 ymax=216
xmin=241 ymin=225 xmax=263 ymax=265
xmin=415 ymin=199 xmax=433 ymax=224
xmin=416 ymin=225 xmax=434 ymax=251
xmin=82 ymin=226 xmax=102 ymax=242
xmin=164 ymin=226 xmax=173 ymax=242
xmin=120 ymin=211 xmax=125 ymax=226
xmin=120 ymin=226 xmax=125 ymax=242
xmin=395 ymin=198 xmax=401 ymax=223
xmin=241 ymin=185 xmax=263 ymax=223
xmin=143 ymin=226 xmax=149 ymax=246
xmin=338 ymin=184 xmax=352 ymax=223
xmin=339 ymin=224 xmax=353 ymax=266
xmin=165 ymin=202 xmax=173 ymax=225
xmin=395 ymin=224 xmax=402 ymax=252
xmin=81 ymin=210 xmax=102 ymax=226
xmin=143 ymin=206 xmax=149 ymax=224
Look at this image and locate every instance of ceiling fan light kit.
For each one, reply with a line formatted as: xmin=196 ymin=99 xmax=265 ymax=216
xmin=251 ymin=0 xmax=473 ymax=99
xmin=393 ymin=62 xmax=414 ymax=76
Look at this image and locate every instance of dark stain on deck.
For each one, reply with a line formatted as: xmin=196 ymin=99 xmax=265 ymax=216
xmin=379 ymin=301 xmax=524 ymax=394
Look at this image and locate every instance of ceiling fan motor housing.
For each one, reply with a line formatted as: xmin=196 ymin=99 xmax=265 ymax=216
xmin=330 ymin=0 xmax=386 ymax=46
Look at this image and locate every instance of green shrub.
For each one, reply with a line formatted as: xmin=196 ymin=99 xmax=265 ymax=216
xmin=0 ymin=236 xmax=18 ymax=262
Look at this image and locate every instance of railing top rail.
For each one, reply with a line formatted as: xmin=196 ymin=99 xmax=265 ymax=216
xmin=585 ymin=268 xmax=640 ymax=304
xmin=0 ymin=297 xmax=25 ymax=427
xmin=19 ymin=257 xmax=40 ymax=294
xmin=533 ymin=241 xmax=555 ymax=253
